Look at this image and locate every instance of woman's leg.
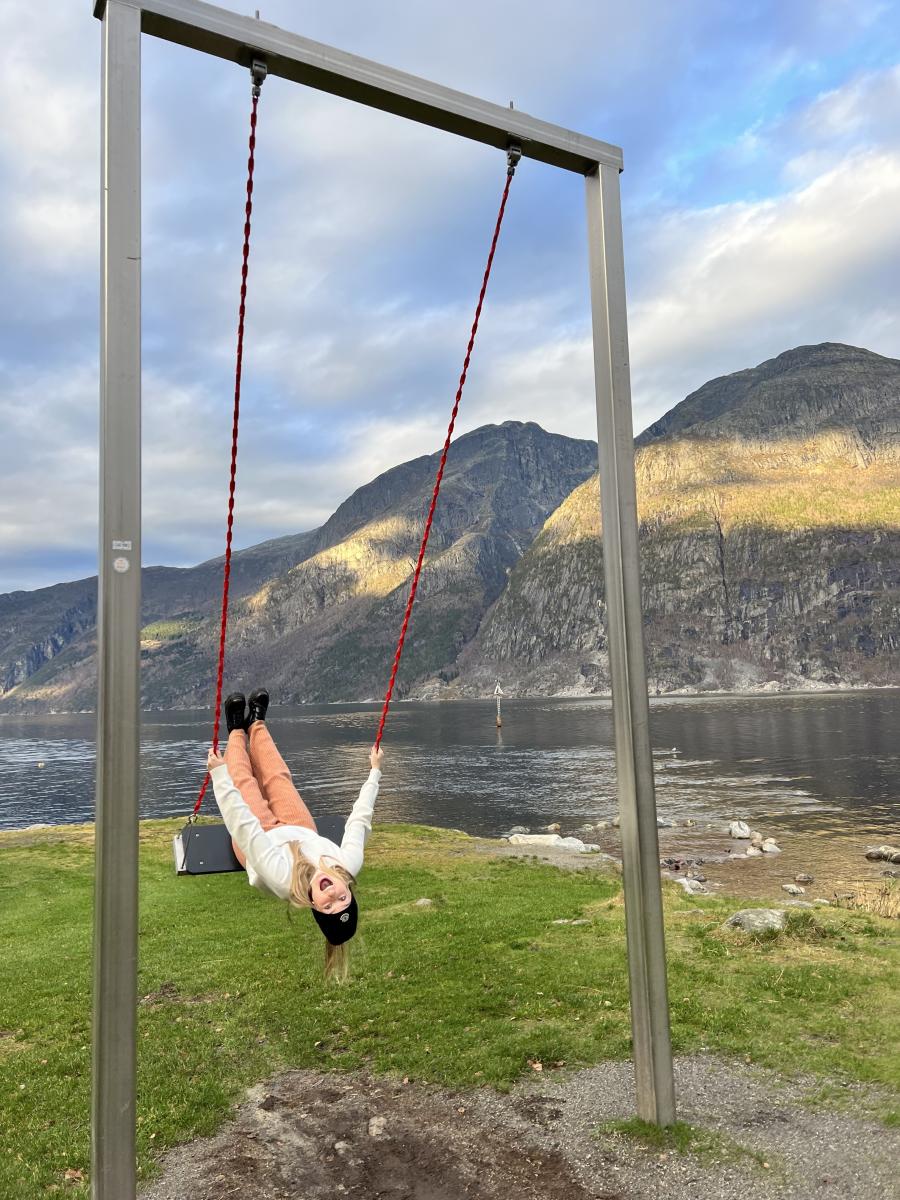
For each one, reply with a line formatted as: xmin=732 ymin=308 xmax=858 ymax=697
xmin=248 ymin=722 xmax=316 ymax=831
xmin=223 ymin=728 xmax=276 ymax=866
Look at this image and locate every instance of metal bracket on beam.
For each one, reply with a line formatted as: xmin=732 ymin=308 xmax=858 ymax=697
xmin=506 ymin=141 xmax=523 ymax=176
xmin=251 ymin=56 xmax=267 ymax=96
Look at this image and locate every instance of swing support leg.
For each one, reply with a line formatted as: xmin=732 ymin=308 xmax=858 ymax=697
xmin=93 ymin=3 xmax=142 ymax=1198
xmin=585 ymin=163 xmax=676 ymax=1126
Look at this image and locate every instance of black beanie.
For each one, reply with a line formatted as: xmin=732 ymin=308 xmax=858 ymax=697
xmin=310 ymin=893 xmax=358 ymax=945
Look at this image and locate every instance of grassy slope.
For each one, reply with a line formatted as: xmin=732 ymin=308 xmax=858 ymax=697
xmin=0 ymin=823 xmax=897 ymax=1197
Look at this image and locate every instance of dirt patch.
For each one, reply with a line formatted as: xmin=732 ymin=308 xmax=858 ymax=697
xmin=138 ymin=981 xmax=223 ymax=1009
xmin=138 ymin=1057 xmax=897 ymax=1200
xmin=139 ymin=1071 xmax=608 ymax=1200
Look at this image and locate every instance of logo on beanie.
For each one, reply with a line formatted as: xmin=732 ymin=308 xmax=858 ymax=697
xmin=340 ymin=912 xmax=350 ymax=922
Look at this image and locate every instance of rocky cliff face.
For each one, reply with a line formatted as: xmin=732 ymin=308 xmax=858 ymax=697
xmin=456 ymin=344 xmax=900 ymax=694
xmin=0 ymin=422 xmax=597 ymax=711
xmin=1 ymin=344 xmax=897 ymax=712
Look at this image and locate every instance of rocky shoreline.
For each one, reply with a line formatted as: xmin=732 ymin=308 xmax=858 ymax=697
xmin=489 ymin=816 xmax=899 ymax=914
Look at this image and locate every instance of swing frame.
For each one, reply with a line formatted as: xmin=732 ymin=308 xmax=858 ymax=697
xmin=92 ymin=2 xmax=674 ymax=1195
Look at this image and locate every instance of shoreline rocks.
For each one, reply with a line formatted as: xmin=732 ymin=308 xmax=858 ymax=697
xmin=507 ymin=833 xmax=603 ymax=853
xmin=865 ymin=845 xmax=900 ymax=863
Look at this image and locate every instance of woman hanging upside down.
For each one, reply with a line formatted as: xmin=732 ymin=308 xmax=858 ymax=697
xmin=206 ymin=688 xmax=383 ymax=981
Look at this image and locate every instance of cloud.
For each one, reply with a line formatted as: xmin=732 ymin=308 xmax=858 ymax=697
xmin=625 ymin=60 xmax=900 ymax=424
xmin=1 ymin=1 xmax=899 ymax=591
xmin=0 ymin=6 xmax=97 ymax=274
xmin=0 ymin=361 xmax=99 ymax=591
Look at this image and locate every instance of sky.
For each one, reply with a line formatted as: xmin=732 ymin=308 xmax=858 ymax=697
xmin=1 ymin=0 xmax=899 ymax=593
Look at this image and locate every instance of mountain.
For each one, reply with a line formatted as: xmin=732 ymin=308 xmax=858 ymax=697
xmin=455 ymin=344 xmax=899 ymax=694
xmin=0 ymin=422 xmax=598 ymax=712
xmin=2 ymin=344 xmax=898 ymax=713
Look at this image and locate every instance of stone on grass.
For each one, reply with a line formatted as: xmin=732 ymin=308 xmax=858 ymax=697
xmin=725 ymin=909 xmax=787 ymax=934
xmin=414 ymin=898 xmax=434 ymax=908
xmin=676 ymin=878 xmax=709 ymax=895
xmin=782 ymin=884 xmax=805 ymax=895
xmin=508 ymin=833 xmax=600 ymax=853
xmin=729 ymin=821 xmax=751 ymax=839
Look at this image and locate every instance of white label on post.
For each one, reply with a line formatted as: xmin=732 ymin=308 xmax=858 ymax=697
xmin=112 ymin=539 xmax=133 ymax=551
xmin=113 ymin=557 xmax=130 ymax=574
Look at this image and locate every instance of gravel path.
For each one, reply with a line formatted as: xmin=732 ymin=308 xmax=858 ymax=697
xmin=138 ymin=1055 xmax=897 ymax=1199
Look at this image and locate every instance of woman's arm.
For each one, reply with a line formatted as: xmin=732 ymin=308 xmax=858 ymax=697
xmin=208 ymin=760 xmax=292 ymax=897
xmin=339 ymin=746 xmax=383 ymax=877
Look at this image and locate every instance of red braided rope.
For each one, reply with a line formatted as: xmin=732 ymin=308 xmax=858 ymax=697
xmin=374 ymin=165 xmax=516 ymax=750
xmin=193 ymin=88 xmax=261 ymax=815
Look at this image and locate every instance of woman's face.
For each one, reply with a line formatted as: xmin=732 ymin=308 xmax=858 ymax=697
xmin=309 ymin=868 xmax=351 ymax=914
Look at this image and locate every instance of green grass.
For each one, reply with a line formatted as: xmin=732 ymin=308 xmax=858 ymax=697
xmin=0 ymin=821 xmax=897 ymax=1197
xmin=140 ymin=616 xmax=203 ymax=642
xmin=598 ymin=1117 xmax=772 ymax=1170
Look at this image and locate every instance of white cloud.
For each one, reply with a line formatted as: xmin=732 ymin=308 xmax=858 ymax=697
xmin=0 ymin=6 xmax=97 ymax=271
xmin=627 ymin=147 xmax=900 ymax=424
xmin=0 ymin=362 xmax=98 ymax=583
xmin=2 ymin=2 xmax=900 ymax=591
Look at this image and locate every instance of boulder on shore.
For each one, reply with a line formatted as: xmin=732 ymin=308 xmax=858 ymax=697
xmin=675 ymin=878 xmax=709 ymax=895
xmin=725 ymin=909 xmax=787 ymax=934
xmin=865 ymin=845 xmax=900 ymax=862
xmin=507 ymin=833 xmax=603 ymax=854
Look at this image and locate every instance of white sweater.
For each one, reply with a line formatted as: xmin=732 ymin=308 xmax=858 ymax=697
xmin=209 ymin=762 xmax=381 ymax=900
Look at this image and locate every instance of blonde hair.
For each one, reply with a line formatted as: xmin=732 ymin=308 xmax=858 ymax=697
xmin=287 ymin=843 xmax=356 ymax=982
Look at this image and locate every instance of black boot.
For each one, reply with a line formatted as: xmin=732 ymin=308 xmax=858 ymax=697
xmin=247 ymin=688 xmax=269 ymax=727
xmin=224 ymin=692 xmax=247 ymax=734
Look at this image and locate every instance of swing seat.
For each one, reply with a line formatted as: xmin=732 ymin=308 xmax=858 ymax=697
xmin=174 ymin=822 xmax=244 ymax=875
xmin=174 ymin=815 xmax=346 ymax=876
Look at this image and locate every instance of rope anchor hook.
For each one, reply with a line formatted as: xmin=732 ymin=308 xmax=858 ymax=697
xmin=506 ymin=141 xmax=523 ymax=176
xmin=251 ymin=57 xmax=268 ymax=96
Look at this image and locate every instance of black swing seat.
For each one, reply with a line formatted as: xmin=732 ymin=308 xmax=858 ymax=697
xmin=174 ymin=814 xmax=346 ymax=876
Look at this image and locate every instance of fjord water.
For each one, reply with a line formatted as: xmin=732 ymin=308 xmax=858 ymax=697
xmin=2 ymin=691 xmax=896 ymax=842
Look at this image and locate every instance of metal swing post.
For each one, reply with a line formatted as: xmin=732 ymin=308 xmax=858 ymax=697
xmin=93 ymin=3 xmax=142 ymax=1198
xmin=585 ymin=162 xmax=675 ymax=1125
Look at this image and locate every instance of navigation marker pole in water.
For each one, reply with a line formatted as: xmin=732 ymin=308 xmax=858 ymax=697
xmin=494 ymin=680 xmax=503 ymax=728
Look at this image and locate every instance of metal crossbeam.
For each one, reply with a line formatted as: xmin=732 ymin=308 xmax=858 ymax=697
xmin=91 ymin=4 xmax=673 ymax=1197
xmin=94 ymin=0 xmax=622 ymax=173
